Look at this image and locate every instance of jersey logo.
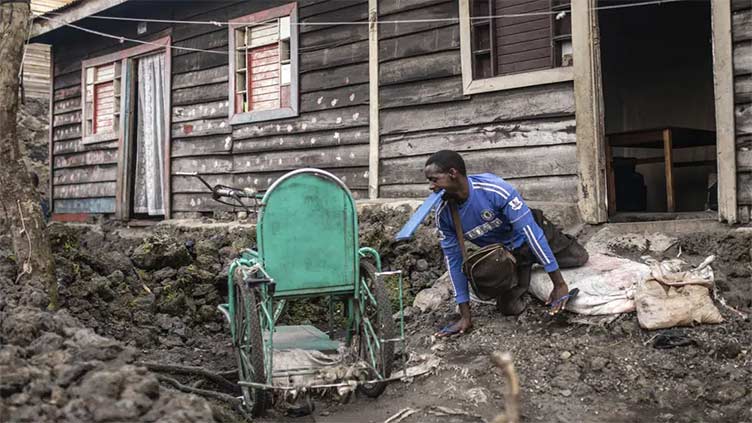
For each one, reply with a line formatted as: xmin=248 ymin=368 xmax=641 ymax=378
xmin=481 ymin=209 xmax=494 ymax=221
xmin=509 ymin=197 xmax=523 ymax=211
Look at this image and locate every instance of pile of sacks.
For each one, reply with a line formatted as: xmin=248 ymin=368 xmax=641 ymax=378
xmin=528 ymin=254 xmax=723 ymax=329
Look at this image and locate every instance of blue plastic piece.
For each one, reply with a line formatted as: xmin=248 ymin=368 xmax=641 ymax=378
xmin=394 ymin=190 xmax=445 ymax=241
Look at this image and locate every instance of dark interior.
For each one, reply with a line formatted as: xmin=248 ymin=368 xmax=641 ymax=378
xmin=600 ymin=1 xmax=717 ymax=214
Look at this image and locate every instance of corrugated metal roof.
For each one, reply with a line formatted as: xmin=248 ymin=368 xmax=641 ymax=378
xmin=31 ymin=0 xmax=131 ymax=39
xmin=31 ymin=0 xmax=79 ymax=16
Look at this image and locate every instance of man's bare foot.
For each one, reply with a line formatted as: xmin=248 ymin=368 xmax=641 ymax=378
xmin=435 ymin=319 xmax=473 ymax=337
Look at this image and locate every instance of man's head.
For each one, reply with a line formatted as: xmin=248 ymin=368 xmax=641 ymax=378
xmin=424 ymin=150 xmax=467 ymax=197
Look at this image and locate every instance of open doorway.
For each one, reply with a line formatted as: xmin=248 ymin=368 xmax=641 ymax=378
xmin=124 ymin=52 xmax=167 ymax=221
xmin=599 ymin=1 xmax=717 ymax=221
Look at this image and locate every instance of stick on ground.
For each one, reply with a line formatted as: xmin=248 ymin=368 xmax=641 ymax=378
xmin=156 ymin=375 xmax=242 ymax=407
xmin=491 ymin=351 xmax=520 ymax=423
xmin=137 ymin=362 xmax=238 ymax=393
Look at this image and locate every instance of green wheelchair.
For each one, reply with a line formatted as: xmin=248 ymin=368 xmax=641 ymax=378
xmin=205 ymin=168 xmax=405 ymax=416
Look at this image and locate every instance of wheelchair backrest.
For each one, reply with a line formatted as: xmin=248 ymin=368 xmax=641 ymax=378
xmin=257 ymin=169 xmax=359 ymax=297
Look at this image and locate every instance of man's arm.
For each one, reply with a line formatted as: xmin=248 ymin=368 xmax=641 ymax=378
xmin=499 ymin=190 xmax=569 ymax=312
xmin=436 ymin=203 xmax=470 ymax=304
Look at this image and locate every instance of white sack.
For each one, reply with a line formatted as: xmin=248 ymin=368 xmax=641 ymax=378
xmin=529 ymin=253 xmax=650 ymax=315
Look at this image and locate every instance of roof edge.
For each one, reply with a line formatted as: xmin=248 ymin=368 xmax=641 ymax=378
xmin=31 ymin=0 xmax=130 ymax=39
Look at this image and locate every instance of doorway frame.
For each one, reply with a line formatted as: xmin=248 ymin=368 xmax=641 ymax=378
xmin=82 ymin=35 xmax=172 ymax=220
xmin=575 ymin=1 xmax=737 ymax=224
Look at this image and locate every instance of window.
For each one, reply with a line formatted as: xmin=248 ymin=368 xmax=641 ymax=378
xmin=229 ymin=3 xmax=298 ymax=124
xmin=460 ymin=0 xmax=578 ymax=95
xmin=83 ymin=61 xmax=121 ymax=142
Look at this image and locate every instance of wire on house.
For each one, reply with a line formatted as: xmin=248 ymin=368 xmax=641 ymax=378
xmin=32 ymin=0 xmax=690 ymax=59
xmin=36 ymin=0 xmax=689 ymax=27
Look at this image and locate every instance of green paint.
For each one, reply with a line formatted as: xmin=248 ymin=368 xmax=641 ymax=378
xmin=258 ymin=172 xmax=359 ymax=297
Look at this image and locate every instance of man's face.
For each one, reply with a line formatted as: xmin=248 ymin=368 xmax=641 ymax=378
xmin=424 ymin=163 xmax=461 ymax=195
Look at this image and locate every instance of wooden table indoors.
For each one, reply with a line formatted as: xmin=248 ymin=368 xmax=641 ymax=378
xmin=605 ymin=127 xmax=716 ymax=214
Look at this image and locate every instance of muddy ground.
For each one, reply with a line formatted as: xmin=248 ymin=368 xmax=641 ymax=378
xmin=1 ymin=205 xmax=750 ymax=423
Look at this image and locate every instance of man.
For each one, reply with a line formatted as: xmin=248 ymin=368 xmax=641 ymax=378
xmin=425 ymin=150 xmax=588 ymax=337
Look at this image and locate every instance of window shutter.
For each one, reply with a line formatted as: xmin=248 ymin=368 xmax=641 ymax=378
xmin=94 ymin=81 xmax=115 ymax=133
xmin=494 ymin=0 xmax=552 ymax=75
xmin=230 ymin=5 xmax=297 ymax=118
xmin=84 ymin=62 xmax=120 ymax=137
xmin=248 ymin=44 xmax=280 ymax=111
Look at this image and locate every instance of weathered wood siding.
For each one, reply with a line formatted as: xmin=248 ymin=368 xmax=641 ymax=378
xmin=170 ymin=0 xmax=370 ymax=213
xmin=23 ymin=1 xmax=75 ymax=98
xmin=377 ymin=0 xmax=578 ymax=209
xmin=48 ymin=8 xmax=177 ymax=215
xmin=22 ymin=44 xmax=51 ymax=99
xmin=732 ymin=0 xmax=752 ymax=222
xmin=48 ymin=0 xmax=371 ymax=216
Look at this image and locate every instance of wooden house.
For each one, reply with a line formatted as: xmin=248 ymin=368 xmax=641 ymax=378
xmin=30 ymin=0 xmax=751 ymax=224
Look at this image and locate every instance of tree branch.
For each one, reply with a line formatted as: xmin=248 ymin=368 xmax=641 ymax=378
xmin=156 ymin=374 xmax=242 ymax=407
xmin=137 ymin=361 xmax=238 ymax=393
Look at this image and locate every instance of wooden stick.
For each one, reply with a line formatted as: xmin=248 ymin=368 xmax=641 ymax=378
xmin=490 ymin=351 xmax=520 ymax=423
xmin=137 ymin=361 xmax=238 ymax=393
xmin=156 ymin=375 xmax=242 ymax=406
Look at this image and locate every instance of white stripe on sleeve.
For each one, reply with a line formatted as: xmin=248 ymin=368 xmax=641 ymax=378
xmin=524 ymin=224 xmax=551 ymax=265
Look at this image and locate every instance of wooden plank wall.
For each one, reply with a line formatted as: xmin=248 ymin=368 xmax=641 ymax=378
xmin=170 ymin=0 xmax=371 ymax=214
xmin=24 ymin=2 xmax=75 ymax=98
xmin=49 ymin=0 xmax=577 ymax=217
xmin=732 ymin=0 xmax=752 ymax=223
xmin=49 ymin=9 xmax=179 ymax=215
xmin=48 ymin=1 xmax=370 ymax=216
xmin=377 ymin=0 xmax=578 ymax=208
xmin=22 ymin=44 xmax=52 ymax=99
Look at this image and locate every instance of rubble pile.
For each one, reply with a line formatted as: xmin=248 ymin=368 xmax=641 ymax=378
xmin=1 ymin=203 xmax=750 ymax=422
xmin=0 ymin=223 xmax=257 ymax=423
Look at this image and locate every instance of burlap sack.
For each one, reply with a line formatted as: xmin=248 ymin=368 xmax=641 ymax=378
xmin=635 ymin=257 xmax=722 ymax=330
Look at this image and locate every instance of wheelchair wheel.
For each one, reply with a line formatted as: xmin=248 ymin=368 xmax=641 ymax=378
xmin=356 ymin=261 xmax=396 ymax=398
xmin=234 ymin=281 xmax=269 ymax=416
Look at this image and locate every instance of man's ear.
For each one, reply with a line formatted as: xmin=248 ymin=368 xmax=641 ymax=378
xmin=448 ymin=168 xmax=458 ymax=179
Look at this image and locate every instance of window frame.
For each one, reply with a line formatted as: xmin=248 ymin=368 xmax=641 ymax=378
xmin=78 ymin=35 xmax=173 ymax=219
xmin=228 ymin=2 xmax=299 ymax=125
xmin=80 ymin=36 xmax=172 ymax=145
xmin=81 ymin=60 xmax=121 ymax=145
xmin=459 ymin=0 xmax=580 ymax=95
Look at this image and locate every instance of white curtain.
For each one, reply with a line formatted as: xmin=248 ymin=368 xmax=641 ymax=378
xmin=134 ymin=53 xmax=166 ymax=216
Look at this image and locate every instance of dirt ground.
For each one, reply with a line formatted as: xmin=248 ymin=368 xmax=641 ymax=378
xmin=2 ymin=103 xmax=750 ymax=422
xmin=1 ymin=204 xmax=750 ymax=423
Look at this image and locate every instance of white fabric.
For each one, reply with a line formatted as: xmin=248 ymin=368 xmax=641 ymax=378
xmin=529 ymin=253 xmax=650 ymax=315
xmin=134 ymin=53 xmax=166 ymax=216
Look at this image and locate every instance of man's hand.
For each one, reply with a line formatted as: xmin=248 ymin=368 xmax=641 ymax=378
xmin=546 ymin=269 xmax=570 ymax=315
xmin=546 ymin=283 xmax=570 ymax=315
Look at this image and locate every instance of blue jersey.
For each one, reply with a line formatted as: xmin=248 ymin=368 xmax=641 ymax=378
xmin=435 ymin=174 xmax=558 ymax=304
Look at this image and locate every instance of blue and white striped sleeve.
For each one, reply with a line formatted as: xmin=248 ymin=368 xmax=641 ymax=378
xmin=436 ymin=202 xmax=470 ymax=304
xmin=500 ymin=188 xmax=559 ymax=273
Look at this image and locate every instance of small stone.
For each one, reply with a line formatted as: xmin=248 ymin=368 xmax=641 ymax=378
xmin=560 ymin=351 xmax=572 ymax=360
xmin=716 ymin=342 xmax=742 ymax=359
xmin=560 ymin=389 xmax=572 ymax=397
xmin=708 ymin=382 xmax=747 ymax=403
xmin=590 ymin=357 xmax=608 ymax=372
xmin=416 ymin=259 xmax=429 ymax=271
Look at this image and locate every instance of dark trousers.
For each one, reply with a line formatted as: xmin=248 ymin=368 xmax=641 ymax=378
xmin=496 ymin=209 xmax=589 ymax=315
